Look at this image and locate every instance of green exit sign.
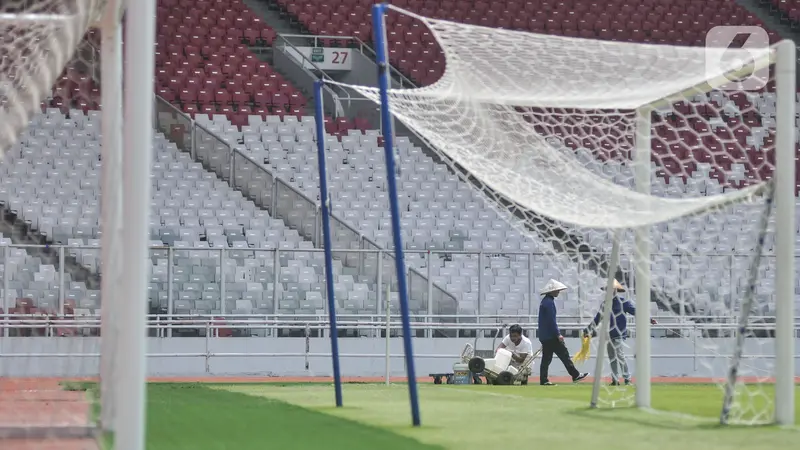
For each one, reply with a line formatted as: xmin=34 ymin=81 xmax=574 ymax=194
xmin=311 ymin=47 xmax=324 ymax=62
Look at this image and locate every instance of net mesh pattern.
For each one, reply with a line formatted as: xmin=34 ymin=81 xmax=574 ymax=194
xmin=335 ymin=6 xmax=784 ymax=425
xmin=0 ymin=0 xmax=105 ymax=156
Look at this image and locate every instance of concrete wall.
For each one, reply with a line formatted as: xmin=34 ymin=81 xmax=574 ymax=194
xmin=335 ymin=49 xmax=387 ymax=88
xmin=272 ymin=45 xmax=390 ymax=120
xmin=2 ymin=336 xmax=798 ymax=379
xmin=272 ymin=43 xmax=417 ymax=136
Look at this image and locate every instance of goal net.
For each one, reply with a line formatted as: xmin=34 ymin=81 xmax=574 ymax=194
xmin=0 ymin=0 xmax=109 ymax=447
xmin=335 ymin=6 xmax=794 ymax=425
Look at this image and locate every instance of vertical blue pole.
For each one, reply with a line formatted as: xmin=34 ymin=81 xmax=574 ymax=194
xmin=372 ymin=3 xmax=421 ymax=427
xmin=313 ymin=79 xmax=343 ymax=408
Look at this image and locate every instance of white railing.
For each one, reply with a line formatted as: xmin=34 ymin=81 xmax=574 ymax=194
xmin=2 ymin=314 xmax=797 ymax=335
xmin=1 ymin=319 xmax=797 ymax=381
xmin=152 ymin=96 xmax=458 ymax=322
xmin=1 ymin=242 xmax=786 ymax=323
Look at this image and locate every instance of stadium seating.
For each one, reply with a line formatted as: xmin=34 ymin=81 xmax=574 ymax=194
xmin=154 ymin=0 xmax=303 ymax=128
xmin=275 ymin=0 xmax=782 ymax=86
xmin=206 ymin=111 xmax=798 ymax=318
xmin=199 ymin=113 xmax=558 ymax=317
xmin=0 ymin=109 xmax=400 ymax=318
xmin=151 ymin=0 xmax=380 ymax=140
xmin=273 ymin=0 xmax=796 ymax=186
xmin=770 ymin=0 xmax=800 ymax=23
xmin=0 ymin=234 xmax=66 ymax=313
xmin=264 ymin=0 xmax=795 ymax=317
xmin=14 ymin=0 xmax=797 ymax=324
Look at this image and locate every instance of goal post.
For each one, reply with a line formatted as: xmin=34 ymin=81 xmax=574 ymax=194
xmin=590 ymin=230 xmax=623 ymax=408
xmin=118 ymin=0 xmax=156 ymax=448
xmin=628 ymin=39 xmax=796 ymax=420
xmin=0 ymin=0 xmax=153 ymax=448
xmin=772 ymin=38 xmax=796 ymax=427
xmin=633 ymin=107 xmax=652 ymax=409
xmin=333 ymin=4 xmax=795 ymax=426
xmin=98 ymin=0 xmax=124 ymax=435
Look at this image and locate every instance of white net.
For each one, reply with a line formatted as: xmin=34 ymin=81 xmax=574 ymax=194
xmin=0 ymin=0 xmax=104 ymax=157
xmin=335 ymin=6 xmax=788 ymax=425
xmin=0 ymin=0 xmax=107 ymax=447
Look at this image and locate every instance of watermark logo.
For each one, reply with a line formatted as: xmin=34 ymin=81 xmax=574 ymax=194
xmin=705 ymin=26 xmax=769 ymax=91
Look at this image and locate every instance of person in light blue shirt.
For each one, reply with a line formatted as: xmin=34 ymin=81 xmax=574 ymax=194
xmin=538 ymin=279 xmax=588 ymax=386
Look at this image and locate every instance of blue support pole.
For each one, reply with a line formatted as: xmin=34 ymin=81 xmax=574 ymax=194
xmin=372 ymin=2 xmax=421 ymax=427
xmin=313 ymin=79 xmax=343 ymax=408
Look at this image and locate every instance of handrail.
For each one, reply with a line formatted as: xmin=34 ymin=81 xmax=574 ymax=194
xmin=2 ymin=317 xmax=797 ymax=328
xmin=349 ymin=37 xmax=419 ymax=89
xmin=157 ymin=97 xmax=189 ymax=123
xmin=14 ymin=239 xmax=790 ymax=258
xmin=270 ymin=35 xmax=350 ymax=117
xmin=234 ymin=148 xmax=366 ymax=244
xmin=154 ymin=94 xmax=454 ymax=311
xmin=360 ymin=235 xmax=458 ymax=309
xmin=195 ymin=114 xmax=367 ymax=245
xmin=149 ymin=94 xmax=789 ymax=326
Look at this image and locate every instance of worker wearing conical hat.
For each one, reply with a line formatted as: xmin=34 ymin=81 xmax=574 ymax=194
xmin=538 ymin=279 xmax=588 ymax=386
xmin=583 ymin=279 xmax=657 ymax=386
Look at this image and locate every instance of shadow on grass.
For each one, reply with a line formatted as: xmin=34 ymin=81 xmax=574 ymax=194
xmin=145 ymin=384 xmax=443 ymax=450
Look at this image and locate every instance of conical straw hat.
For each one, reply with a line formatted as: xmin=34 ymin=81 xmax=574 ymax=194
xmin=540 ymin=279 xmax=568 ymax=295
xmin=602 ymin=279 xmax=626 ymax=292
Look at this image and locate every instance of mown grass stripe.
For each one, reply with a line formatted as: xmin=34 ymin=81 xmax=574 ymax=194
xmin=145 ymin=384 xmax=440 ymax=450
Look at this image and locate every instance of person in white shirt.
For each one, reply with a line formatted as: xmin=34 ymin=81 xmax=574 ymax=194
xmin=497 ymin=324 xmax=534 ymax=377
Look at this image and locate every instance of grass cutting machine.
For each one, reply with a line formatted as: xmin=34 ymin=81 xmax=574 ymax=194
xmin=459 ymin=326 xmax=541 ymax=385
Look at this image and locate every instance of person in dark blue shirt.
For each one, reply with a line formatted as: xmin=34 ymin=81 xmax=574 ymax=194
xmin=538 ymin=279 xmax=588 ymax=386
xmin=583 ymin=279 xmax=657 ymax=386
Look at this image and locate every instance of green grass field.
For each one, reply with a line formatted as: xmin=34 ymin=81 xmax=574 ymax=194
xmin=124 ymin=382 xmax=800 ymax=450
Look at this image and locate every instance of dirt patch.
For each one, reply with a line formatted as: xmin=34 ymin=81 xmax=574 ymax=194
xmin=0 ymin=439 xmax=99 ymax=450
xmin=0 ymin=378 xmax=98 ymax=450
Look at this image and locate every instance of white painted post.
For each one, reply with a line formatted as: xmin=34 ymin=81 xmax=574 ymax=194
xmin=634 ymin=107 xmax=652 ymax=409
xmin=116 ymin=0 xmax=156 ymax=447
xmin=99 ymin=0 xmax=124 ymax=434
xmin=773 ymin=39 xmax=796 ymax=426
xmin=385 ymin=283 xmax=391 ymax=385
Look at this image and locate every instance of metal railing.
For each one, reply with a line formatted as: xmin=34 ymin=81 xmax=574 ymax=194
xmin=151 ymin=90 xmax=788 ymax=331
xmin=2 ymin=315 xmax=798 ymax=337
xmin=153 ymin=96 xmax=457 ymax=326
xmin=0 ymin=240 xmax=792 ymax=329
xmin=1 ymin=320 xmax=798 ymax=381
xmin=263 ymin=33 xmax=417 ymax=123
xmin=270 ymin=33 xmax=417 ymax=89
xmin=269 ymin=34 xmax=379 ymax=118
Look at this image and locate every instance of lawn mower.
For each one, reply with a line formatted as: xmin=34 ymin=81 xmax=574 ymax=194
xmin=459 ymin=326 xmax=541 ymax=385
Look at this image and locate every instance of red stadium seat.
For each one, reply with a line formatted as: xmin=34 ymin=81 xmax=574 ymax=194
xmin=214 ymin=90 xmax=231 ymax=107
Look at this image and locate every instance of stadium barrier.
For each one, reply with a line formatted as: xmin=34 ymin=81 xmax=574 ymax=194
xmin=151 ymin=95 xmax=795 ymax=328
xmin=153 ymin=95 xmax=459 ymax=330
xmin=0 ymin=243 xmax=782 ymax=321
xmin=0 ymin=317 xmax=798 ymax=378
xmin=270 ymin=33 xmax=417 ymax=88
